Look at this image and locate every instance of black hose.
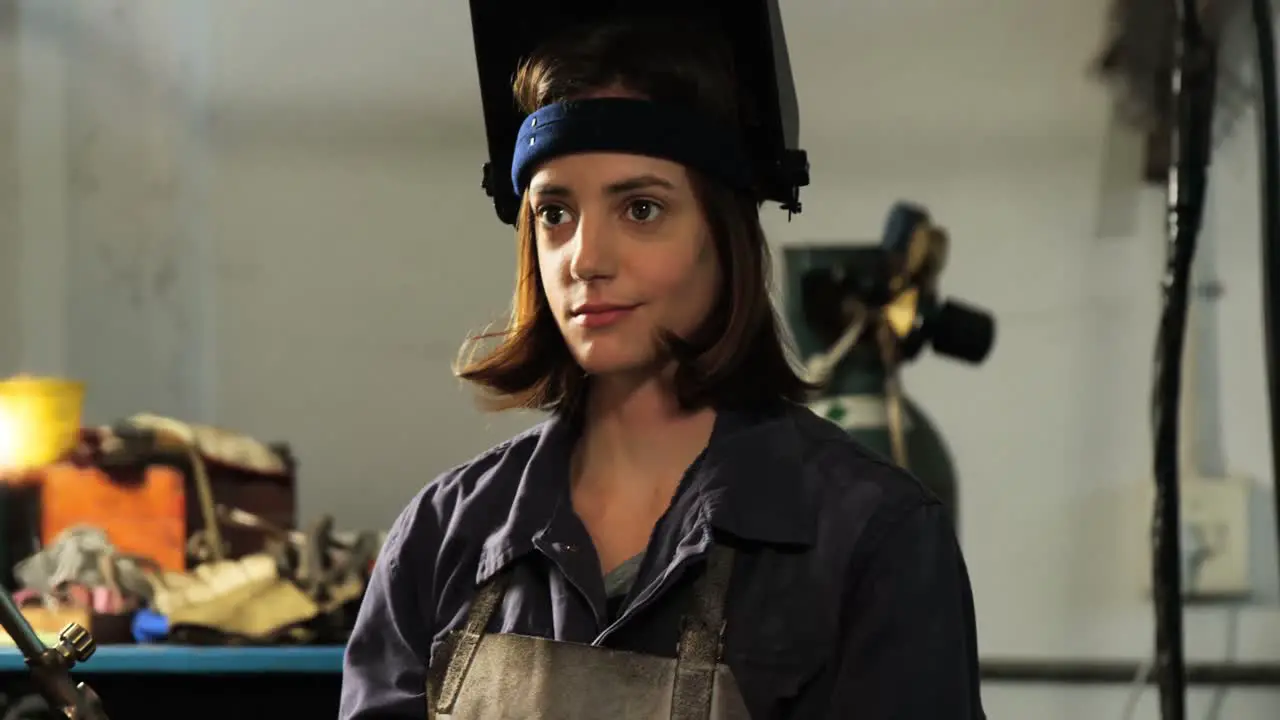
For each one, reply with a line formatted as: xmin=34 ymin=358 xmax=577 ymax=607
xmin=1150 ymin=2 xmax=1216 ymax=718
xmin=1251 ymin=0 xmax=1280 ymax=619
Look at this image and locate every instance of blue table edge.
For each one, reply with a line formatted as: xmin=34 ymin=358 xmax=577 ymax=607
xmin=0 ymin=645 xmax=345 ymax=674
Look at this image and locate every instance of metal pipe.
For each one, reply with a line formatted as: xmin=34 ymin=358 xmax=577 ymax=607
xmin=981 ymin=659 xmax=1280 ymax=687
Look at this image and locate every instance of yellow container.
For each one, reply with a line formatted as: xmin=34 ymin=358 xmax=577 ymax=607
xmin=0 ymin=376 xmax=85 ymax=472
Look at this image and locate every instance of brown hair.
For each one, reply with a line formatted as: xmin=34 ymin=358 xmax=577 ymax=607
xmin=456 ymin=17 xmax=812 ymax=413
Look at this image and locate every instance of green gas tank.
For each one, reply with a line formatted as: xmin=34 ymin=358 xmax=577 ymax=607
xmin=784 ymin=245 xmax=961 ymax=530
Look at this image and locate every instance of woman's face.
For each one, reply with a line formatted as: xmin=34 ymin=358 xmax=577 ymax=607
xmin=530 ymin=152 xmax=721 ymax=378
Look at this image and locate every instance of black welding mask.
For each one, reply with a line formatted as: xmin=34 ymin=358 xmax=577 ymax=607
xmin=467 ymin=0 xmax=810 ymax=225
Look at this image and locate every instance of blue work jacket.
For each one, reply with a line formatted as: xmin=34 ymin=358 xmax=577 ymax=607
xmin=340 ymin=403 xmax=985 ymax=719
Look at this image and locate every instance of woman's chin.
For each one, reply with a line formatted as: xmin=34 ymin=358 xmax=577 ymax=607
xmin=572 ymin=345 xmax=655 ymax=378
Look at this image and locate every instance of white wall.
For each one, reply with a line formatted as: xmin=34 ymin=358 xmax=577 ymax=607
xmin=0 ymin=0 xmax=19 ymax=376
xmin=5 ymin=0 xmax=1280 ymax=717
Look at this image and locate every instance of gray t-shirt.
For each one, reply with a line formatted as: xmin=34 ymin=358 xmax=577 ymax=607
xmin=603 ymin=552 xmax=646 ymax=619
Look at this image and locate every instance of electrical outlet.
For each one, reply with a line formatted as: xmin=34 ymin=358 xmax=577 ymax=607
xmin=1138 ymin=476 xmax=1253 ymax=600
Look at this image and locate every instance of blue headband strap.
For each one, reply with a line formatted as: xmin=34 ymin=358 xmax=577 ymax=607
xmin=511 ymin=98 xmax=753 ymax=196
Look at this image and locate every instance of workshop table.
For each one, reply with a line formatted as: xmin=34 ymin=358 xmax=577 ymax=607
xmin=0 ymin=645 xmax=344 ymax=717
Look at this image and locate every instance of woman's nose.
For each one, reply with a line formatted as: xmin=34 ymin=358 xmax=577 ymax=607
xmin=568 ymin=212 xmax=617 ymax=281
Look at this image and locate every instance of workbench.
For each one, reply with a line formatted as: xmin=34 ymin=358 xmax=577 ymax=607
xmin=0 ymin=645 xmax=344 ymax=716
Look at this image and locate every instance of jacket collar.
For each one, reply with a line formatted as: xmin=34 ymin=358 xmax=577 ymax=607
xmin=475 ymin=405 xmax=817 ymax=585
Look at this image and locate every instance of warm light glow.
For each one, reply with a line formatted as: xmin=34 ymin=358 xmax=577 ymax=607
xmin=0 ymin=375 xmax=85 ymax=473
xmin=0 ymin=404 xmax=21 ymax=471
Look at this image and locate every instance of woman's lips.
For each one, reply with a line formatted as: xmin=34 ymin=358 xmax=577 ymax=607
xmin=571 ymin=304 xmax=639 ymax=329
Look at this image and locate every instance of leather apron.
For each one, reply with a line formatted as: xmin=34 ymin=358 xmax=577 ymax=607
xmin=427 ymin=545 xmax=752 ymax=720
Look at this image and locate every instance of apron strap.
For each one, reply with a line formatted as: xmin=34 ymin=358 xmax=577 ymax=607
xmin=670 ymin=544 xmax=736 ymax=720
xmin=433 ymin=572 xmax=511 ymax=715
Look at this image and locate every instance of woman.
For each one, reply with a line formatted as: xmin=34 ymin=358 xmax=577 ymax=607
xmin=340 ymin=17 xmax=984 ymax=720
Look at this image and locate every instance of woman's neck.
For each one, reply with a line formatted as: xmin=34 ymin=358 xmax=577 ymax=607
xmin=573 ymin=374 xmax=716 ymax=494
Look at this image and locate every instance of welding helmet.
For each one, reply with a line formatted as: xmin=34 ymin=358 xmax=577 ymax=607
xmin=467 ymin=0 xmax=810 ymax=225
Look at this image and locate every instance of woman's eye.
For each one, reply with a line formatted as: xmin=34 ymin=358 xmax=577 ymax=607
xmin=537 ymin=206 xmax=572 ymax=227
xmin=626 ymin=200 xmax=663 ymax=223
